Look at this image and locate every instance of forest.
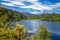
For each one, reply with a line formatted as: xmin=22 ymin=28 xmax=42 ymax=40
xmin=27 ymin=13 xmax=60 ymax=21
xmin=0 ymin=6 xmax=60 ymax=22
xmin=0 ymin=6 xmax=60 ymax=40
xmin=0 ymin=6 xmax=27 ymax=22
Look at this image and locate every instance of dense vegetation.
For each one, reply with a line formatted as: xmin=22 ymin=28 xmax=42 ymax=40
xmin=27 ymin=13 xmax=60 ymax=21
xmin=0 ymin=23 xmax=28 ymax=40
xmin=0 ymin=6 xmax=60 ymax=23
xmin=0 ymin=6 xmax=56 ymax=40
xmin=37 ymin=25 xmax=51 ymax=40
xmin=0 ymin=23 xmax=51 ymax=40
xmin=0 ymin=6 xmax=27 ymax=22
xmin=0 ymin=6 xmax=27 ymax=27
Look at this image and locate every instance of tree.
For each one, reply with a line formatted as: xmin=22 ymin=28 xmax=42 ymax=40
xmin=0 ymin=14 xmax=9 ymax=27
xmin=37 ymin=25 xmax=51 ymax=40
xmin=31 ymin=34 xmax=35 ymax=40
xmin=0 ymin=23 xmax=28 ymax=40
xmin=13 ymin=23 xmax=28 ymax=40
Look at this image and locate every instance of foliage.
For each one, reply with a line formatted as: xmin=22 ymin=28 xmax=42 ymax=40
xmin=0 ymin=6 xmax=27 ymax=27
xmin=0 ymin=23 xmax=27 ymax=40
xmin=0 ymin=14 xmax=9 ymax=27
xmin=0 ymin=6 xmax=51 ymax=40
xmin=30 ymin=34 xmax=35 ymax=40
xmin=0 ymin=6 xmax=27 ymax=22
xmin=27 ymin=13 xmax=60 ymax=21
xmin=0 ymin=23 xmax=51 ymax=40
xmin=37 ymin=25 xmax=51 ymax=40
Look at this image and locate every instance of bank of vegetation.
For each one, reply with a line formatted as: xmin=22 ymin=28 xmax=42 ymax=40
xmin=27 ymin=13 xmax=60 ymax=21
xmin=0 ymin=23 xmax=51 ymax=40
xmin=0 ymin=6 xmax=60 ymax=22
xmin=0 ymin=6 xmax=60 ymax=40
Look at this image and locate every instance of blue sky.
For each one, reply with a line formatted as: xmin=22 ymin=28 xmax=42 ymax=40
xmin=0 ymin=0 xmax=60 ymax=14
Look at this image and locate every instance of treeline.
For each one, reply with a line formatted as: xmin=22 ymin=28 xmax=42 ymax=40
xmin=0 ymin=6 xmax=27 ymax=22
xmin=0 ymin=6 xmax=27 ymax=27
xmin=0 ymin=6 xmax=60 ymax=21
xmin=0 ymin=23 xmax=51 ymax=40
xmin=0 ymin=6 xmax=51 ymax=40
xmin=27 ymin=13 xmax=60 ymax=21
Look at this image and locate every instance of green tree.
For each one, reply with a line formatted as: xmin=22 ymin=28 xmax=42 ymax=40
xmin=31 ymin=34 xmax=35 ymax=40
xmin=0 ymin=23 xmax=28 ymax=40
xmin=13 ymin=23 xmax=28 ymax=40
xmin=37 ymin=25 xmax=51 ymax=40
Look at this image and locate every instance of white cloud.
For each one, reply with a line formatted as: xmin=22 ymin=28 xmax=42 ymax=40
xmin=1 ymin=0 xmax=60 ymax=14
xmin=20 ymin=0 xmax=52 ymax=10
xmin=30 ymin=11 xmax=42 ymax=14
xmin=50 ymin=3 xmax=60 ymax=8
xmin=1 ymin=0 xmax=52 ymax=10
xmin=1 ymin=3 xmax=14 ymax=6
xmin=10 ymin=1 xmax=25 ymax=6
xmin=21 ymin=5 xmax=52 ymax=10
xmin=1 ymin=0 xmax=25 ymax=6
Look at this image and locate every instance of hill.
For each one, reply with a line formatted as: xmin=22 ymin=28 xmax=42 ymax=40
xmin=0 ymin=6 xmax=27 ymax=27
xmin=0 ymin=6 xmax=27 ymax=22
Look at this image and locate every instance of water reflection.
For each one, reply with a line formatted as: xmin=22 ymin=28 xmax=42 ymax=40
xmin=10 ymin=20 xmax=60 ymax=40
xmin=19 ymin=20 xmax=60 ymax=35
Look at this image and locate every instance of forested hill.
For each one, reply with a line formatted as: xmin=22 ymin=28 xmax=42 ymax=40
xmin=0 ymin=6 xmax=27 ymax=22
xmin=27 ymin=13 xmax=60 ymax=21
xmin=0 ymin=6 xmax=60 ymax=22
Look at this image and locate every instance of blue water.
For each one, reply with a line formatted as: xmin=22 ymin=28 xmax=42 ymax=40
xmin=10 ymin=20 xmax=60 ymax=40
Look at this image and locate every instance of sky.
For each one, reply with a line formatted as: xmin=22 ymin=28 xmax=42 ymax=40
xmin=0 ymin=0 xmax=60 ymax=14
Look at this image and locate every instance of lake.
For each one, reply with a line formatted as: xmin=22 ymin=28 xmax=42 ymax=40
xmin=10 ymin=20 xmax=60 ymax=40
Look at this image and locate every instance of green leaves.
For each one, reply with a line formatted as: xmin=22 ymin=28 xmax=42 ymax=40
xmin=0 ymin=6 xmax=27 ymax=22
xmin=0 ymin=23 xmax=51 ymax=40
xmin=0 ymin=23 xmax=27 ymax=40
xmin=37 ymin=25 xmax=51 ymax=40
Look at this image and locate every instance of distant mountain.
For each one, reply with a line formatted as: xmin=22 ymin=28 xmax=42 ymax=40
xmin=22 ymin=12 xmax=40 ymax=16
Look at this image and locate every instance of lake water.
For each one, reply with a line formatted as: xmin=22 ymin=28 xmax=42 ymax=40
xmin=10 ymin=20 xmax=60 ymax=40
